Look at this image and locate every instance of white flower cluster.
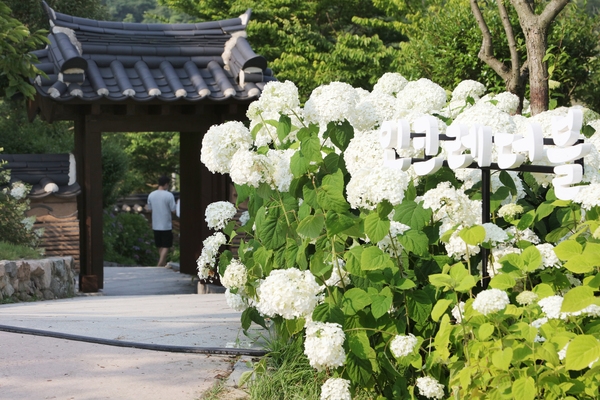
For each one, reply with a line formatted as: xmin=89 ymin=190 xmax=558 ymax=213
xmin=196 ymin=232 xmax=226 ymax=281
xmin=421 ymin=182 xmax=482 ymax=233
xmin=304 ymin=321 xmax=346 ymax=371
xmin=377 ymin=221 xmax=410 ymax=256
xmin=320 ymin=378 xmax=352 ymax=400
xmin=239 ymin=210 xmax=250 ymax=226
xmin=200 ymin=121 xmax=253 ymax=174
xmin=394 ymin=78 xmax=447 ymax=117
xmin=483 ymin=222 xmax=508 ymax=244
xmin=256 ymin=268 xmax=322 ymax=319
xmin=221 ymin=259 xmax=247 ymax=290
xmin=416 ymin=376 xmax=445 ymax=400
xmin=225 ymin=288 xmax=248 ymax=312
xmin=10 ymin=182 xmax=27 ymax=200
xmin=497 ymin=203 xmax=524 ymax=220
xmin=481 ymin=92 xmax=520 ymax=114
xmin=472 ymin=288 xmax=510 ymax=315
xmin=205 ymin=201 xmax=237 ymax=231
xmin=304 ymin=82 xmax=360 ymax=128
xmin=346 ymin=165 xmax=409 ymax=210
xmin=246 ymin=80 xmax=301 ymax=120
xmin=452 ymin=301 xmax=465 ymax=323
xmin=535 ymin=243 xmax=560 ymax=269
xmin=390 ymin=333 xmax=418 ymax=358
xmin=516 ymin=291 xmax=538 ymax=306
xmin=573 ymin=182 xmax=600 ymax=210
xmin=373 ymin=72 xmax=408 ymax=96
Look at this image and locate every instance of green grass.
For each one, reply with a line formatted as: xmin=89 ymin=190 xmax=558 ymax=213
xmin=248 ymin=334 xmax=326 ymax=400
xmin=0 ymin=241 xmax=43 ymax=261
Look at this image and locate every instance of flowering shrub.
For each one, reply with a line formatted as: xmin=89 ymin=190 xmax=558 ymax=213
xmin=103 ymin=211 xmax=157 ymax=265
xmin=199 ymin=75 xmax=600 ymax=398
xmin=0 ymin=155 xmax=41 ymax=248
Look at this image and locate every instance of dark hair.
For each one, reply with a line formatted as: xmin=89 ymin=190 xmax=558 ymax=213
xmin=158 ymin=175 xmax=171 ymax=187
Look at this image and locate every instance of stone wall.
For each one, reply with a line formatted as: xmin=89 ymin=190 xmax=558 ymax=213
xmin=0 ymin=257 xmax=75 ymax=302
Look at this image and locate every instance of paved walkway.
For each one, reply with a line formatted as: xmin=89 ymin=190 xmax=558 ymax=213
xmin=0 ymin=266 xmax=259 ymax=400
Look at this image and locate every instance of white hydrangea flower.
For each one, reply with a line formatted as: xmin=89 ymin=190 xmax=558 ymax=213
xmin=497 ymin=204 xmax=524 ymax=219
xmin=558 ymin=342 xmax=569 ymax=361
xmin=472 ymin=288 xmax=510 ymax=315
xmin=452 ymin=301 xmax=465 ymax=323
xmin=256 ymin=268 xmax=322 ymax=319
xmin=538 ymin=295 xmax=568 ymax=320
xmin=481 ymin=92 xmax=520 ymax=114
xmin=225 ymin=288 xmax=248 ymax=312
xmin=572 ymin=183 xmax=600 ymax=210
xmin=205 ymin=201 xmax=237 ymax=231
xmin=377 ymin=221 xmax=410 ymax=257
xmin=582 ymin=304 xmax=600 ymax=317
xmin=21 ymin=216 xmax=36 ymax=231
xmin=200 ymin=121 xmax=253 ymax=174
xmin=344 ymin=130 xmax=385 ymax=176
xmin=505 ymin=226 xmax=540 ymax=245
xmin=373 ymin=72 xmax=408 ymax=96
xmin=490 ymin=244 xmax=521 ymax=277
xmin=421 ymin=182 xmax=482 ymax=233
xmin=444 ymin=231 xmax=481 ymax=260
xmin=196 ymin=232 xmax=227 ymax=281
xmin=229 ymin=149 xmax=270 ymax=188
xmin=416 ymin=376 xmax=445 ymax=400
xmin=516 ymin=291 xmax=538 ymax=306
xmin=452 ymin=102 xmax=517 ymax=136
xmin=390 ymin=333 xmax=418 ymax=358
xmin=451 ymin=80 xmax=486 ymax=102
xmin=395 ymin=79 xmax=447 ymax=116
xmin=349 ymin=92 xmax=397 ymax=132
xmin=531 ymin=317 xmax=548 ymax=329
xmin=304 ymin=82 xmax=360 ymax=127
xmin=536 ymin=243 xmax=560 ymax=269
xmin=221 ymin=259 xmax=248 ymax=290
xmin=246 ymin=80 xmax=301 ymax=120
xmin=10 ymin=182 xmax=27 ymax=200
xmin=346 ymin=165 xmax=409 ymax=210
xmin=304 ymin=321 xmax=346 ymax=371
xmin=239 ymin=211 xmax=250 ymax=226
xmin=320 ymin=378 xmax=352 ymax=400
xmin=483 ymin=223 xmax=509 ymax=244
xmin=266 ymin=148 xmax=295 ymax=192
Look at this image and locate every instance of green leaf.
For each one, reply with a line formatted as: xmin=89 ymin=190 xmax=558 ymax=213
xmin=277 ymin=114 xmax=292 ymax=142
xmin=297 ymin=213 xmax=325 ymax=239
xmin=317 ymin=170 xmax=350 ymax=213
xmin=564 ymin=254 xmax=595 ymax=274
xmin=477 ymin=323 xmax=495 ymax=341
xmin=521 ymin=245 xmax=542 ymax=272
xmin=361 ymin=246 xmax=390 ymax=271
xmin=489 ymin=273 xmax=516 ymax=290
xmin=393 ymin=201 xmax=432 ymax=230
xmin=370 ymin=287 xmax=394 ymax=320
xmin=290 ymin=151 xmax=310 ymax=177
xmin=499 ymin=170 xmax=517 ymax=195
xmin=511 ymin=376 xmax=536 ymax=400
xmin=326 ymin=120 xmax=354 ymax=151
xmin=346 ymin=351 xmax=373 ymax=386
xmin=398 ymin=230 xmax=429 ymax=256
xmin=459 ymin=225 xmax=486 ymax=246
xmin=312 ymin=302 xmax=345 ymax=325
xmin=365 ymin=212 xmax=391 ymax=243
xmin=431 ymin=298 xmax=453 ymax=322
xmin=255 ymin=205 xmax=287 ymax=249
xmin=323 ymin=152 xmax=340 ymax=174
xmin=407 ymin=290 xmax=433 ymax=326
xmin=517 ymin=211 xmax=535 ymax=230
xmin=325 ymin=211 xmax=356 ymax=237
xmin=492 ymin=347 xmax=513 ymax=371
xmin=565 ymin=335 xmax=600 ymax=371
xmin=429 ymin=274 xmax=455 ymax=289
xmin=345 ymin=246 xmax=365 ymax=276
xmin=561 ymin=286 xmax=595 ymax=313
xmin=342 ymin=288 xmax=373 ymax=315
xmin=553 ymin=240 xmax=582 ymax=260
xmin=286 ymin=317 xmax=305 ymax=336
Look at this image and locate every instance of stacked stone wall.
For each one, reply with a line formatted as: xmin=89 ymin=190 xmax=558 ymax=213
xmin=0 ymin=257 xmax=75 ymax=302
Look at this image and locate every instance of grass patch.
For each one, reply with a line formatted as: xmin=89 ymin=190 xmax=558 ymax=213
xmin=248 ymin=334 xmax=326 ymax=400
xmin=0 ymin=241 xmax=43 ymax=261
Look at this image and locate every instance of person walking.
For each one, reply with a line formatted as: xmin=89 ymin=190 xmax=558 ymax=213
xmin=147 ymin=175 xmax=176 ymax=267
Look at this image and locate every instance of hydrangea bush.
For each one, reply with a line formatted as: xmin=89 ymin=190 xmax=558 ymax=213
xmin=199 ymin=74 xmax=600 ymax=399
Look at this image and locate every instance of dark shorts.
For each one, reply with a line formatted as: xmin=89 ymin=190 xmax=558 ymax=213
xmin=153 ymin=230 xmax=173 ymax=248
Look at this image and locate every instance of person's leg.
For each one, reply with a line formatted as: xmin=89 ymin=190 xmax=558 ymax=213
xmin=157 ymin=247 xmax=169 ymax=267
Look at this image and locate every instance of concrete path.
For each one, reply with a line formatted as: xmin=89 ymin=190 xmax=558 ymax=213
xmin=0 ymin=267 xmax=260 ymax=400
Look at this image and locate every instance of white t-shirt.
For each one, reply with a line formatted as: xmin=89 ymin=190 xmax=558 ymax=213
xmin=147 ymin=189 xmax=176 ymax=230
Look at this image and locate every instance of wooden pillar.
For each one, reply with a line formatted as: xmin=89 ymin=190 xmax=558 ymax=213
xmin=179 ymin=130 xmax=229 ymax=275
xmin=74 ymin=116 xmax=104 ymax=292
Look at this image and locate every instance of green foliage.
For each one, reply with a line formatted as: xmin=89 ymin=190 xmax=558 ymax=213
xmin=101 ymin=137 xmax=134 ymax=208
xmin=0 ymin=241 xmax=43 ymax=260
xmin=103 ymin=211 xmax=157 ymax=265
xmin=5 ymin=0 xmax=107 ymax=32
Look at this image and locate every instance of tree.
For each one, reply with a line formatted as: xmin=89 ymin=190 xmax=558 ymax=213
xmin=158 ymin=0 xmax=410 ymax=100
xmin=471 ymin=0 xmax=570 ymax=115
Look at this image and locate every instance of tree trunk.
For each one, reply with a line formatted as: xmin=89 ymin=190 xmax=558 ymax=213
xmin=523 ymin=24 xmax=549 ymax=115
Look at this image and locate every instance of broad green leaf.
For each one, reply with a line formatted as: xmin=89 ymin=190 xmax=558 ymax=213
xmin=459 ymin=225 xmax=486 ymax=246
xmin=290 ymin=151 xmax=310 ymax=177
xmin=277 ymin=114 xmax=292 ymax=142
xmin=312 ymin=302 xmax=345 ymax=325
xmin=365 ymin=212 xmax=391 ymax=243
xmin=429 ymin=274 xmax=455 ymax=289
xmin=361 ymin=246 xmax=390 ymax=271
xmin=284 ymin=239 xmax=298 ymax=269
xmin=398 ymin=230 xmax=429 ymax=256
xmin=455 ymin=274 xmax=477 ymax=292
xmin=326 ymin=120 xmax=354 ymax=151
xmin=521 ymin=245 xmax=542 ymax=272
xmin=492 ymin=347 xmax=513 ymax=371
xmin=317 ymin=170 xmax=349 ymax=213
xmin=286 ymin=317 xmax=305 ymax=336
xmin=297 ymin=213 xmax=324 ymax=239
xmin=255 ymin=205 xmax=287 ymax=249
xmin=393 ymin=201 xmax=432 ymax=231
xmin=395 ymin=278 xmax=417 ymax=290
xmin=489 ymin=273 xmax=516 ymax=290
xmin=346 ymin=351 xmax=373 ymax=386
xmin=564 ymin=254 xmax=595 ymax=274
xmin=499 ymin=170 xmax=517 ymax=195
xmin=554 ymin=240 xmax=583 ymax=260
xmin=535 ymin=202 xmax=555 ymax=221
xmin=512 ymin=376 xmax=536 ymax=400
xmin=565 ymin=335 xmax=600 ymax=371
xmin=301 ymin=135 xmax=323 ymax=163
xmin=545 ymin=226 xmax=571 ymax=243
xmin=407 ymin=290 xmax=433 ymax=326
xmin=377 ymin=200 xmax=394 ymax=219
xmin=431 ymin=298 xmax=452 ymax=322
xmin=325 ymin=211 xmax=356 ymax=237
xmin=477 ymin=323 xmax=495 ymax=340
xmin=323 ymin=152 xmax=340 ymax=174
xmin=345 ymin=246 xmax=365 ymax=276
xmin=532 ymin=283 xmax=555 ymax=299
xmin=517 ymin=211 xmax=535 ymax=230
xmin=342 ymin=288 xmax=373 ymax=315
xmin=370 ymin=288 xmax=394 ymax=320
xmin=561 ymin=286 xmax=595 ymax=313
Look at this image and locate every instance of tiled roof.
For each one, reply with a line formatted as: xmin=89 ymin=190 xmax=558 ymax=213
xmin=0 ymin=154 xmax=80 ymax=199
xmin=30 ymin=1 xmax=276 ymax=103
